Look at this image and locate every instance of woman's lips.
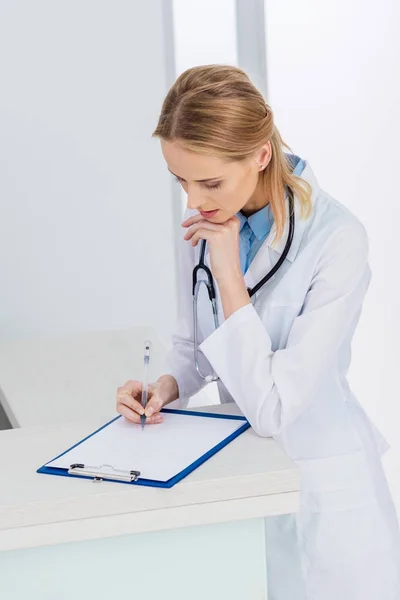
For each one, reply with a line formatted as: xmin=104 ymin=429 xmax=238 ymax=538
xmin=199 ymin=209 xmax=219 ymax=218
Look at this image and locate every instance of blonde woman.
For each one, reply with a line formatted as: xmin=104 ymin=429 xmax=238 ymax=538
xmin=117 ymin=65 xmax=400 ymax=599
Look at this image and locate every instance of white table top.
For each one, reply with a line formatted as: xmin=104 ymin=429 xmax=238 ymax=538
xmin=0 ymin=404 xmax=300 ymax=551
xmin=0 ymin=326 xmax=168 ymax=428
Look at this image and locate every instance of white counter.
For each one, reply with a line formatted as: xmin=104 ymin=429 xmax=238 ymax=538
xmin=0 ymin=403 xmax=300 ymax=599
xmin=0 ymin=403 xmax=299 ymax=553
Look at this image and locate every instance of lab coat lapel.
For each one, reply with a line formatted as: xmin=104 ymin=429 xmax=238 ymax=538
xmin=243 ymin=236 xmax=272 ymax=291
xmin=245 ymin=162 xmax=319 ymax=292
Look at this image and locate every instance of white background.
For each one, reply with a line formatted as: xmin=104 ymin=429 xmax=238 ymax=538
xmin=0 ymin=1 xmax=178 ymax=341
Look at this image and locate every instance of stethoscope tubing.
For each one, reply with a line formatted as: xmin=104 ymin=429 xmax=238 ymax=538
xmin=192 ymin=188 xmax=295 ymax=381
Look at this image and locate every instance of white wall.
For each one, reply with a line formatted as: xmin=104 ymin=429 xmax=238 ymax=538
xmin=173 ymin=0 xmax=237 ymax=73
xmin=0 ymin=1 xmax=177 ymax=341
xmin=265 ymin=0 xmax=400 ymax=509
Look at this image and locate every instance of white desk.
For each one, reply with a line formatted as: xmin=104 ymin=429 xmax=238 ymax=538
xmin=0 ymin=404 xmax=300 ymax=600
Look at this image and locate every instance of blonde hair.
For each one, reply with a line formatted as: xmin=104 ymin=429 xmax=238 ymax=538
xmin=152 ymin=64 xmax=312 ymax=244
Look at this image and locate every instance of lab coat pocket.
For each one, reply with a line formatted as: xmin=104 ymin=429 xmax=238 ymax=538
xmin=295 ymin=449 xmax=376 ymax=513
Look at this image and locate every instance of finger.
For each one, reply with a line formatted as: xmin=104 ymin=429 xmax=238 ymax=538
xmin=184 ymin=221 xmax=221 ymax=241
xmin=142 ymin=413 xmax=164 ymax=425
xmin=117 ymin=403 xmax=141 ymax=423
xmin=117 ymin=380 xmax=143 ymax=396
xmin=117 ymin=392 xmax=145 ymax=415
xmin=190 ymin=229 xmax=217 ymax=247
xmin=144 ymin=395 xmax=164 ymax=418
xmin=181 ymin=214 xmax=205 ymax=227
xmin=118 ymin=404 xmax=163 ymax=425
xmin=228 ymin=216 xmax=241 ymax=230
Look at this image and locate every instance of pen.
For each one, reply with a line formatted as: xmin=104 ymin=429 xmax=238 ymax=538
xmin=141 ymin=341 xmax=151 ymax=430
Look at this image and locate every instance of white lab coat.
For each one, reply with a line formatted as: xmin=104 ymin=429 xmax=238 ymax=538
xmin=164 ymin=162 xmax=400 ymax=599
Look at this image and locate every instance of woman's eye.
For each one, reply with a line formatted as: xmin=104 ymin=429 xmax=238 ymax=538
xmin=173 ymin=175 xmax=221 ymax=191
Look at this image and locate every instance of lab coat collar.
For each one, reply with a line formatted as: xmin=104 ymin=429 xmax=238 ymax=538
xmin=241 ymin=161 xmax=319 ymax=291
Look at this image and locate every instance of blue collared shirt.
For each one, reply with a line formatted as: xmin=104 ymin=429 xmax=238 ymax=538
xmin=237 ymin=154 xmax=306 ymax=274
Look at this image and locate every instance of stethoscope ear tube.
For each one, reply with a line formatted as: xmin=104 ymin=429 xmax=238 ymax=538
xmin=248 ymin=188 xmax=295 ymax=297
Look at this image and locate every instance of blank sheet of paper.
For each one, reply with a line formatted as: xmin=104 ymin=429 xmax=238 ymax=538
xmin=46 ymin=412 xmax=245 ymax=482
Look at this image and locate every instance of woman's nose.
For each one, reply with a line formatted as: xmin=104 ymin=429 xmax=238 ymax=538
xmin=186 ymin=191 xmax=203 ymax=211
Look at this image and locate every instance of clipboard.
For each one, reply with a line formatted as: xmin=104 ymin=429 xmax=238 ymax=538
xmin=37 ymin=408 xmax=250 ymax=488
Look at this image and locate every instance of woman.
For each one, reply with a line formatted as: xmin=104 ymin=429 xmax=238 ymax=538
xmin=116 ymin=65 xmax=400 ymax=599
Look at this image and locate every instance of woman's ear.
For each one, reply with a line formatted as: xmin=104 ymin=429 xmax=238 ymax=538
xmin=255 ymin=141 xmax=272 ymax=171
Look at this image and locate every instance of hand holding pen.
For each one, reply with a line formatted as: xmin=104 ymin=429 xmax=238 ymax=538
xmin=116 ymin=345 xmax=179 ymax=426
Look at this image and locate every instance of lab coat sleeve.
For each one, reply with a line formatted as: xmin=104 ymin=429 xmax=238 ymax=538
xmin=199 ymin=223 xmax=371 ymax=437
xmin=161 ymin=212 xmax=212 ymax=406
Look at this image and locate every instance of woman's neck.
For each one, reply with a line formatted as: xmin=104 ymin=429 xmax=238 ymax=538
xmin=241 ymin=193 xmax=269 ymax=217
xmin=240 ymin=174 xmax=270 ymax=217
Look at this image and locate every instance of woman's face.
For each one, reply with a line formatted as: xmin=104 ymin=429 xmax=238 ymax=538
xmin=161 ymin=139 xmax=271 ymax=222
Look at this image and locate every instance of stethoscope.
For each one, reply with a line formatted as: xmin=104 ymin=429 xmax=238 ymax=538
xmin=192 ymin=187 xmax=295 ymax=382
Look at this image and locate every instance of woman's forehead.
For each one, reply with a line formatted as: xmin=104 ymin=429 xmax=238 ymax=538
xmin=161 ymin=139 xmax=243 ymax=180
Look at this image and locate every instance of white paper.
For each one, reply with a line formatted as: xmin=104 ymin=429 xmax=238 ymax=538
xmin=46 ymin=412 xmax=245 ymax=482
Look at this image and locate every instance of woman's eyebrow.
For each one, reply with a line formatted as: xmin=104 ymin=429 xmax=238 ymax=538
xmin=167 ymin=168 xmax=222 ymax=182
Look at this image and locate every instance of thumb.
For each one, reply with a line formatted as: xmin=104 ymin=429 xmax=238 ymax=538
xmin=144 ymin=393 xmax=164 ymax=418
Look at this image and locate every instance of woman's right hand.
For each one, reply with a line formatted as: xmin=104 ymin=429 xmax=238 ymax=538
xmin=116 ymin=375 xmax=179 ymax=425
xmin=116 ymin=380 xmax=165 ymax=425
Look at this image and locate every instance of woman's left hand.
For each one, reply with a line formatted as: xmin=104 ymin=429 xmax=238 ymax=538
xmin=182 ymin=214 xmax=243 ymax=285
xmin=182 ymin=214 xmax=251 ymax=319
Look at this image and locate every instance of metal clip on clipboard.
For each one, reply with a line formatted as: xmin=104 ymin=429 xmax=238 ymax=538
xmin=68 ymin=463 xmax=141 ymax=483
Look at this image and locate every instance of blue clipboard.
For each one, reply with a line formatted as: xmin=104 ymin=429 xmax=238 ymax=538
xmin=37 ymin=408 xmax=250 ymax=489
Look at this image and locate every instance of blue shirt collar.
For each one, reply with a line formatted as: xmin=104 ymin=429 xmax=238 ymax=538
xmin=289 ymin=154 xmax=306 ymax=176
xmin=236 ymin=205 xmax=273 ymax=240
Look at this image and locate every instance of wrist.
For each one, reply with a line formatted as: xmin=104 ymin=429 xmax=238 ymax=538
xmin=217 ymin=270 xmax=247 ymax=297
xmin=156 ymin=374 xmax=179 ymax=406
xmin=217 ymin=275 xmax=251 ymax=319
xmin=214 ymin=267 xmax=243 ymax=289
